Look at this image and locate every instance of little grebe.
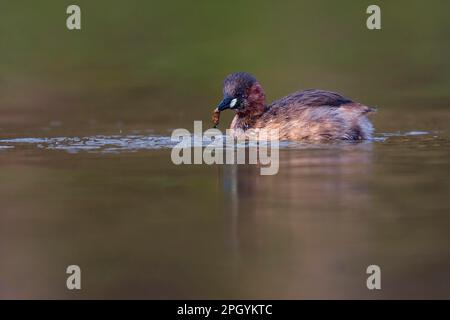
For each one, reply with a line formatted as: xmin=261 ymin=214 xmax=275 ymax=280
xmin=212 ymin=72 xmax=375 ymax=141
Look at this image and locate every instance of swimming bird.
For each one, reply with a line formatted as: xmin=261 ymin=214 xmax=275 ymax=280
xmin=212 ymin=72 xmax=375 ymax=141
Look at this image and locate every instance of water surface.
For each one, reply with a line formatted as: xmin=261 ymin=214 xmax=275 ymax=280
xmin=1 ymin=122 xmax=449 ymax=299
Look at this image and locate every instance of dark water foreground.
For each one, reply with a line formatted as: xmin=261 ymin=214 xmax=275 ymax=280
xmin=0 ymin=128 xmax=449 ymax=299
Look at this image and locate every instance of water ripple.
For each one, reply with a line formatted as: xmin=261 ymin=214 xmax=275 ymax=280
xmin=0 ymin=131 xmax=437 ymax=153
xmin=0 ymin=135 xmax=175 ymax=153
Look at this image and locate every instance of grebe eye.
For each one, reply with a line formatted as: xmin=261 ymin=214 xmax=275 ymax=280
xmin=230 ymin=98 xmax=238 ymax=108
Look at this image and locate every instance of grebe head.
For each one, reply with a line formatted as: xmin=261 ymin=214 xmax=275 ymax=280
xmin=215 ymin=72 xmax=266 ymax=114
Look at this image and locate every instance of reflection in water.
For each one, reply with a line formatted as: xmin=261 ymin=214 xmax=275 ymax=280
xmin=220 ymin=144 xmax=376 ymax=297
xmin=223 ymin=142 xmax=374 ymax=218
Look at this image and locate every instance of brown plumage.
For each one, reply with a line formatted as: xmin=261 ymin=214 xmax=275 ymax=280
xmin=213 ymin=72 xmax=376 ymax=141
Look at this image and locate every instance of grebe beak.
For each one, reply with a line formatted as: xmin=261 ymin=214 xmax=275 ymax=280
xmin=216 ymin=97 xmax=238 ymax=111
xmin=217 ymin=97 xmax=232 ymax=111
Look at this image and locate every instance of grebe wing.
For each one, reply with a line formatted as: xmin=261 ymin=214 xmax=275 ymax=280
xmin=270 ymin=89 xmax=353 ymax=108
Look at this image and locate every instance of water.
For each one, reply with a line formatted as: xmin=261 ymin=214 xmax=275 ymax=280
xmin=0 ymin=130 xmax=438 ymax=152
xmin=0 ymin=135 xmax=176 ymax=153
xmin=1 ymin=124 xmax=449 ymax=299
xmin=1 ymin=0 xmax=449 ymax=299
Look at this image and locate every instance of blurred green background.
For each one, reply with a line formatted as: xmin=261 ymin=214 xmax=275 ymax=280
xmin=0 ymin=0 xmax=449 ymax=136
